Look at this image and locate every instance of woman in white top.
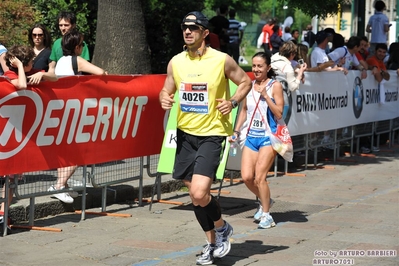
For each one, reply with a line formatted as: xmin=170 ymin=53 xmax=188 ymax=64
xmin=230 ymin=52 xmax=283 ymax=229
xmin=51 ymin=28 xmax=107 ymax=204
xmin=55 ymin=29 xmax=106 ymax=76
xmin=271 ymin=41 xmax=307 ymax=92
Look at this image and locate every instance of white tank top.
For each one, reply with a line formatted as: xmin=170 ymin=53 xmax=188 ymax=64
xmin=55 ymin=55 xmax=76 ymax=76
xmin=246 ymin=79 xmax=276 ymax=137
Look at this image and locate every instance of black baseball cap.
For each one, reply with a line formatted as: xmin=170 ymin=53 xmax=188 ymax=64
xmin=181 ymin=11 xmax=209 ymax=29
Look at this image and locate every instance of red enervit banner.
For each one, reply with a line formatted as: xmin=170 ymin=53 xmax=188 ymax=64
xmin=0 ymin=75 xmax=167 ymax=175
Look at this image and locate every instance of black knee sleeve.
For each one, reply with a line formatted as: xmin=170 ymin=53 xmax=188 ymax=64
xmin=203 ymin=195 xmax=222 ymax=222
xmin=193 ymin=205 xmax=214 ymax=232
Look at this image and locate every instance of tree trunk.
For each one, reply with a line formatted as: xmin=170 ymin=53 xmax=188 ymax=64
xmin=92 ymin=0 xmax=151 ymax=74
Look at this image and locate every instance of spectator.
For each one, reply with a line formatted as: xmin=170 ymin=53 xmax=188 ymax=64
xmin=232 ymin=51 xmax=283 ymax=229
xmin=262 ymin=18 xmax=280 ymax=52
xmin=296 ymin=43 xmax=310 ymax=66
xmin=50 ymin=29 xmax=107 ymax=203
xmin=227 ymin=8 xmax=244 ymax=63
xmin=323 ymin=27 xmax=336 ymax=54
xmin=357 ymin=36 xmax=370 ymax=60
xmin=270 ymin=25 xmax=283 ymax=55
xmin=206 ymin=23 xmax=220 ymax=50
xmin=0 ymin=43 xmax=9 ymax=75
xmin=4 ymin=45 xmax=57 ymax=90
xmin=331 ymin=33 xmax=345 ymax=52
xmin=2 ymin=45 xmax=57 ymax=232
xmin=310 ymin=31 xmax=345 ymax=73
xmin=310 ymin=31 xmax=332 ymax=67
xmin=387 ymin=42 xmax=399 ymax=72
xmin=55 ymin=29 xmax=106 ymax=76
xmin=296 ymin=43 xmax=333 ymax=72
xmin=355 ymin=36 xmax=370 ymax=70
xmin=366 ymin=43 xmax=390 ymax=82
xmin=271 ymin=41 xmax=307 ymax=92
xmin=366 ymin=0 xmax=390 ymax=56
xmin=48 ymin=11 xmax=90 ymax=72
xmin=28 ymin=23 xmax=52 ymax=71
xmin=303 ymin=24 xmax=316 ymax=47
xmin=159 ymin=11 xmax=251 ymax=264
xmin=328 ymin=36 xmax=367 ymax=79
xmin=291 ymin=29 xmax=299 ymax=44
xmin=209 ymin=4 xmax=230 ymax=53
xmin=282 ymin=26 xmax=292 ymax=42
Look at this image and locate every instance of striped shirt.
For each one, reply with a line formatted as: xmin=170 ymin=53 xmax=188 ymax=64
xmin=228 ymin=19 xmax=243 ymax=44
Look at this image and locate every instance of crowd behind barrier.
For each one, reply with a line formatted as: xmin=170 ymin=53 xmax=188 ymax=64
xmin=1 ymin=71 xmax=398 ymax=236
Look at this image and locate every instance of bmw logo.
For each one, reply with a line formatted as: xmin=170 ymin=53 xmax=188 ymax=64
xmin=352 ymin=77 xmax=363 ymax=119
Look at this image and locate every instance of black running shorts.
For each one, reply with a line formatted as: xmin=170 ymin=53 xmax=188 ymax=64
xmin=173 ymin=128 xmax=225 ymax=181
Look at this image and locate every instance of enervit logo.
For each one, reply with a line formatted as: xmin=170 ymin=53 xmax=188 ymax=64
xmin=0 ymin=91 xmax=43 ymax=159
xmin=0 ymin=91 xmax=148 ymax=160
xmin=352 ymin=77 xmax=363 ymax=118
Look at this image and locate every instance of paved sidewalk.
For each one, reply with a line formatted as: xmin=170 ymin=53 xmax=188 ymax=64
xmin=0 ymin=145 xmax=398 ymax=266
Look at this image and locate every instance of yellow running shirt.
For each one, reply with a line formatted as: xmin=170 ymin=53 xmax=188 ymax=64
xmin=171 ymin=47 xmax=232 ymax=136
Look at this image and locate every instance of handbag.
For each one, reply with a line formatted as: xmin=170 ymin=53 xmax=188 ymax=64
xmin=268 ymin=118 xmax=293 ymax=162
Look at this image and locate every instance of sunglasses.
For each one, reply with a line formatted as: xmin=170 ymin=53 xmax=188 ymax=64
xmin=181 ymin=24 xmax=202 ymax=32
xmin=32 ymin=33 xmax=44 ymax=38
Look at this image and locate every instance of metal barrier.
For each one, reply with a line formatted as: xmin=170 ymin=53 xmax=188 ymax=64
xmin=144 ymin=154 xmax=165 ymax=203
xmin=13 ymin=168 xmax=87 ymax=225
xmin=375 ymin=120 xmax=392 ymax=147
xmin=2 ymin=117 xmax=398 ymax=234
xmin=392 ymin=118 xmax=399 ymax=144
xmin=1 ymin=176 xmax=10 ymax=236
xmin=276 ymin=119 xmax=398 ymax=176
xmin=89 ymin=157 xmax=144 ymax=211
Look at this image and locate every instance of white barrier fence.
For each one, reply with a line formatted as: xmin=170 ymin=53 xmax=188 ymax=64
xmin=227 ymin=70 xmax=399 ymax=172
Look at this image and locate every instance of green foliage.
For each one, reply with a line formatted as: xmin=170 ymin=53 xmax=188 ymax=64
xmin=0 ymin=0 xmax=41 ymax=47
xmin=290 ymin=9 xmax=313 ymax=34
xmin=205 ymin=0 xmax=348 ymax=20
xmin=31 ymin=0 xmax=97 ymax=54
xmin=282 ymin=0 xmax=350 ymax=19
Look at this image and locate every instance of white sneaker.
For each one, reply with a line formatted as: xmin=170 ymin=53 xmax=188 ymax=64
xmin=254 ymin=199 xmax=275 ymax=221
xmin=196 ymin=242 xmax=214 ymax=265
xmin=214 ymin=221 xmax=233 ymax=258
xmin=258 ymin=214 xmax=276 ymax=229
xmin=48 ymin=185 xmax=74 ymax=203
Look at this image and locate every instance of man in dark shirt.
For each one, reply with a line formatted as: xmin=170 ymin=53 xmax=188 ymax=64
xmin=209 ymin=4 xmax=230 ymax=53
xmin=304 ymin=24 xmax=316 ymax=47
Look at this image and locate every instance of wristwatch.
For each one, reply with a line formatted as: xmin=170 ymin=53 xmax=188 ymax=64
xmin=230 ymin=100 xmax=238 ymax=109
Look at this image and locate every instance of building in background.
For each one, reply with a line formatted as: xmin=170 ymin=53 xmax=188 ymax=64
xmin=319 ymin=0 xmax=397 ymax=44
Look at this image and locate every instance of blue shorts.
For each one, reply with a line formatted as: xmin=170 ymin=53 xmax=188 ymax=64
xmin=245 ymin=136 xmax=271 ymax=152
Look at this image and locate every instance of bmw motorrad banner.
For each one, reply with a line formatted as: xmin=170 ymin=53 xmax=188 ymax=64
xmin=287 ymin=70 xmax=398 ymax=136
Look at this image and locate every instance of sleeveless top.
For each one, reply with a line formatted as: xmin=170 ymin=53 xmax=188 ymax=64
xmin=55 ymin=55 xmax=75 ymax=76
xmin=33 ymin=48 xmax=51 ymax=71
xmin=172 ymin=47 xmax=231 ymax=136
xmin=246 ymin=79 xmax=278 ymax=137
